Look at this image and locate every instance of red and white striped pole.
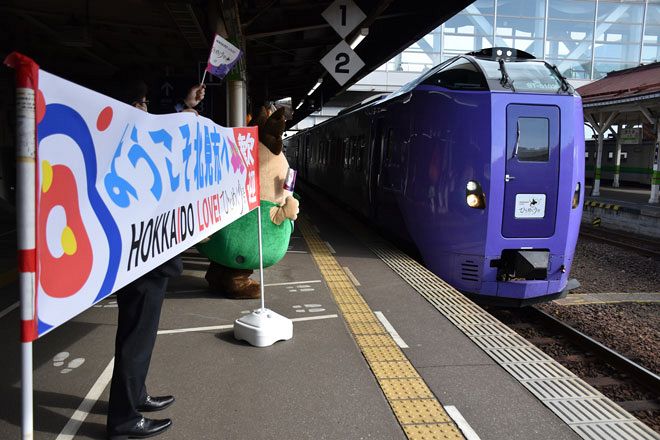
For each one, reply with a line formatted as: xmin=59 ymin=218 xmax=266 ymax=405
xmin=5 ymin=52 xmax=39 ymax=440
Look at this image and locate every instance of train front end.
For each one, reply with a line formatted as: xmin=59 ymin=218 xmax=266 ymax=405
xmin=469 ymin=51 xmax=584 ymax=303
xmin=407 ymin=49 xmax=584 ymax=305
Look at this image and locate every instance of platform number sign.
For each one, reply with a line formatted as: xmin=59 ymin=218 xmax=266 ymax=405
xmin=322 ymin=0 xmax=366 ymax=38
xmin=320 ymin=40 xmax=365 ymax=86
xmin=321 ymin=0 xmax=366 ymax=86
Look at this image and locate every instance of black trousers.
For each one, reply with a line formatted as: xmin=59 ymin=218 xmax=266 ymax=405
xmin=107 ymin=273 xmax=168 ymax=432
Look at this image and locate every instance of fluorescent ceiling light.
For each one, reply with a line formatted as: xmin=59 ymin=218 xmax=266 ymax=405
xmin=295 ymin=101 xmax=303 ymax=110
xmin=350 ymin=27 xmax=369 ymax=49
xmin=307 ymin=79 xmax=323 ymax=96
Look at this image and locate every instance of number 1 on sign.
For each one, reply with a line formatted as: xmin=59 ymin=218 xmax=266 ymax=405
xmin=339 ymin=4 xmax=346 ymax=26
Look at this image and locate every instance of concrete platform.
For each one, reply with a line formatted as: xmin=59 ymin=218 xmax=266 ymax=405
xmin=583 ymin=185 xmax=660 ymax=238
xmin=555 ymin=292 xmax=660 ymax=306
xmin=0 ymin=194 xmax=632 ymax=440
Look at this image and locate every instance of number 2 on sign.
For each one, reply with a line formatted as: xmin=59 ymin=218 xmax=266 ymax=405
xmin=335 ymin=53 xmax=349 ymax=73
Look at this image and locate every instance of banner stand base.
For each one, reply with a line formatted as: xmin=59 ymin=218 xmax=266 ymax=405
xmin=234 ymin=308 xmax=292 ymax=347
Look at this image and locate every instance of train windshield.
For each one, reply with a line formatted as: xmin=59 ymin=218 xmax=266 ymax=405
xmin=475 ymin=59 xmax=565 ymax=93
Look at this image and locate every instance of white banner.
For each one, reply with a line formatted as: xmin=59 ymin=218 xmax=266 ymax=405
xmin=34 ymin=70 xmax=260 ymax=338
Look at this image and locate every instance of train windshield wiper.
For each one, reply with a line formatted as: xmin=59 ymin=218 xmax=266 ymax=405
xmin=550 ymin=64 xmax=571 ymax=94
xmin=498 ymin=59 xmax=516 ymax=92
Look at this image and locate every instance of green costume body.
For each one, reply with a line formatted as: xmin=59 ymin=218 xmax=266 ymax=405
xmin=197 ymin=200 xmax=293 ymax=269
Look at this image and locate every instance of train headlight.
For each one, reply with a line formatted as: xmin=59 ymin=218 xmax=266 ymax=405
xmin=467 ymin=194 xmax=481 ymax=208
xmin=572 ymin=182 xmax=581 ymax=209
xmin=466 ymin=180 xmax=486 ymax=209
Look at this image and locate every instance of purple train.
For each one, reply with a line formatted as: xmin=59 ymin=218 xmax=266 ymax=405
xmin=285 ymin=48 xmax=584 ymax=305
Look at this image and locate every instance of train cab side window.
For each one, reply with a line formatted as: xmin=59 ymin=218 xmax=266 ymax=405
xmin=422 ymin=58 xmax=488 ymax=91
xmin=516 ymin=117 xmax=549 ymax=162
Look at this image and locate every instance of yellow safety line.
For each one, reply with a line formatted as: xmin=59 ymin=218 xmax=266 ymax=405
xmin=298 ymin=216 xmax=464 ymax=440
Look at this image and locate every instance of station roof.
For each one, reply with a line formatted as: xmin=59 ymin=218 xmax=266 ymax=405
xmin=577 ymin=62 xmax=660 ymax=107
xmin=0 ymin=1 xmax=472 ymax=126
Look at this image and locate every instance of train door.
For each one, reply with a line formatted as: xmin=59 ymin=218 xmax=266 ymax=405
xmin=502 ymin=104 xmax=560 ymax=238
xmin=303 ymin=133 xmax=310 ymax=178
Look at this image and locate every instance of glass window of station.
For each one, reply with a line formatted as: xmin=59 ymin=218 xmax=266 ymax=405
xmin=374 ymin=0 xmax=660 ymax=82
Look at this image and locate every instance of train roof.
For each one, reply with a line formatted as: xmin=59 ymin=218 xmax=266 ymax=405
xmin=389 ymin=47 xmax=575 ymax=96
xmin=287 ymin=48 xmax=576 ymax=136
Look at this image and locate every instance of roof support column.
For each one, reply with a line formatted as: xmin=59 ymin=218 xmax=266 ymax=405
xmin=227 ymin=79 xmax=246 ymax=127
xmin=613 ymin=125 xmax=622 ymax=188
xmin=586 ymin=111 xmax=617 ymax=197
xmin=650 ymin=118 xmax=660 ymax=204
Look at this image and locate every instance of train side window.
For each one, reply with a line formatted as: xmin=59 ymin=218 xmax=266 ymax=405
xmin=351 ymin=138 xmax=357 ymax=169
xmin=385 ymin=128 xmax=395 ymax=162
xmin=422 ymin=58 xmax=488 ymax=91
xmin=357 ymin=136 xmax=365 ymax=171
xmin=516 ymin=117 xmax=549 ymax=162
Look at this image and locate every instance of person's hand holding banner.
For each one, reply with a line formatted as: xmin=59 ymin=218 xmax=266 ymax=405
xmin=202 ymin=34 xmax=242 ymax=83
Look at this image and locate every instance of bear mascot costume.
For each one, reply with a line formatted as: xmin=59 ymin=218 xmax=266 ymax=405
xmin=197 ymin=107 xmax=299 ymax=298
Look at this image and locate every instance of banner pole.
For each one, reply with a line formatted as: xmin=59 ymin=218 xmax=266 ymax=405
xmin=201 ymin=70 xmax=207 ymax=86
xmin=257 ymin=205 xmax=265 ymax=311
xmin=5 ymin=52 xmax=39 ymax=440
xmin=21 ymin=342 xmax=33 ymax=440
xmin=17 ymin=66 xmax=37 ymax=440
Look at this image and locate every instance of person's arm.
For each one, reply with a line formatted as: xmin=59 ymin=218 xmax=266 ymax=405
xmin=175 ymin=84 xmax=206 ymax=113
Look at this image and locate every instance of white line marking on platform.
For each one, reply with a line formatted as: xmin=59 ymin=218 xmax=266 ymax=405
xmin=159 ymin=324 xmax=233 ymax=334
xmin=56 ymin=358 xmax=114 ymax=440
xmin=291 ymin=314 xmax=338 ymax=322
xmin=374 ymin=311 xmax=409 ymax=348
xmin=171 ymin=281 xmax=322 ymax=295
xmin=445 ymin=405 xmax=481 ymax=440
xmin=181 ymin=269 xmax=206 ymax=277
xmin=158 ymin=314 xmax=338 ymax=335
xmin=286 ymin=250 xmax=308 ymax=254
xmin=265 ymin=280 xmax=322 ymax=287
xmin=342 ymin=267 xmax=361 ymax=286
xmin=0 ymin=301 xmax=19 ymax=319
xmin=324 ymin=241 xmax=336 ymax=254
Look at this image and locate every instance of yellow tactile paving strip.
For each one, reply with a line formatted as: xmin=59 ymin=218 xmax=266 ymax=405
xmin=299 ymin=216 xmax=464 ymax=440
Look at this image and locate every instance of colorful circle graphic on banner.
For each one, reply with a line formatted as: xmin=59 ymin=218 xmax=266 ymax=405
xmin=39 ymin=160 xmax=93 ymax=297
xmin=37 ymin=101 xmax=122 ymax=335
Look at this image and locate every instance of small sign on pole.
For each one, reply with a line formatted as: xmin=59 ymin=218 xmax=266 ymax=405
xmin=320 ymin=40 xmax=365 ymax=86
xmin=203 ymin=34 xmax=242 ymax=83
xmin=322 ymin=0 xmax=366 ymax=38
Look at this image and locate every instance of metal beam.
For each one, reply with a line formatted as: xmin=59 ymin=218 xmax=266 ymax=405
xmin=14 ymin=12 xmax=116 ymax=70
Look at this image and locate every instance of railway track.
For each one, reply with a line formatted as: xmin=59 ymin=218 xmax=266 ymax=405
xmin=579 ymin=225 xmax=660 ymax=259
xmin=489 ymin=305 xmax=660 ymax=432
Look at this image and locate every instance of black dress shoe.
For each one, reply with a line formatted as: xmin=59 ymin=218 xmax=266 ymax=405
xmin=136 ymin=395 xmax=175 ymax=412
xmin=107 ymin=417 xmax=172 ymax=439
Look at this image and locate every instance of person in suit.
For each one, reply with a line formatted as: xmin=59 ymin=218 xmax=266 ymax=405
xmin=106 ymin=77 xmax=204 ymax=440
